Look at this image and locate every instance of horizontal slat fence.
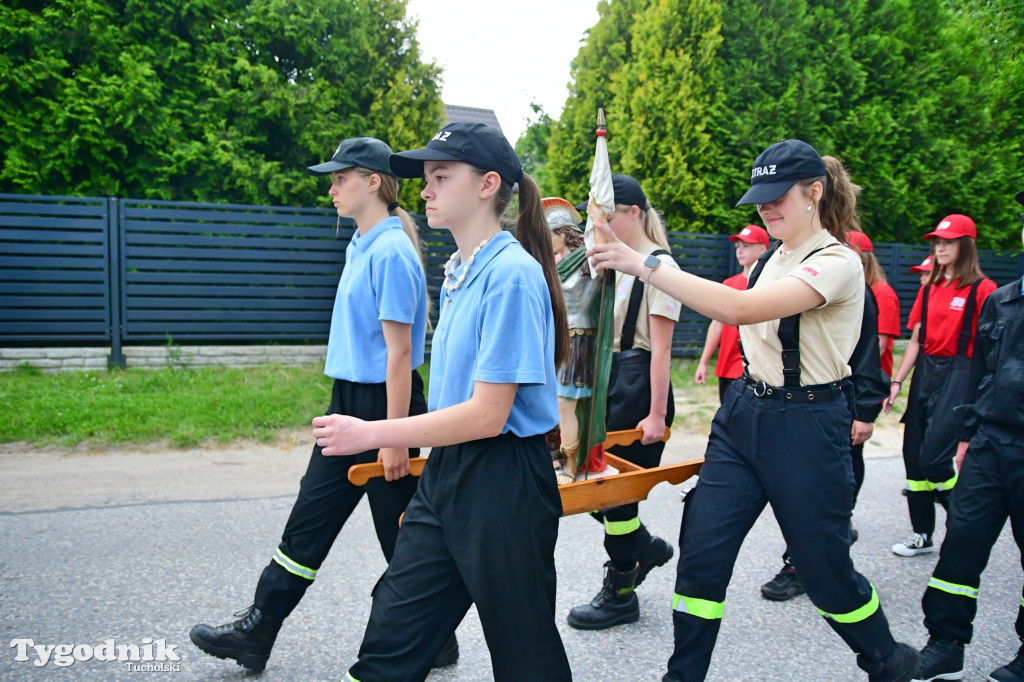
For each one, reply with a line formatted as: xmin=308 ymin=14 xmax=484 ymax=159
xmin=0 ymin=194 xmax=112 ymax=343
xmin=2 ymin=194 xmax=1022 ymax=365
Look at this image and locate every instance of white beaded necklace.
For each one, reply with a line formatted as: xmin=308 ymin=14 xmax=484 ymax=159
xmin=443 ymin=234 xmax=496 ymax=293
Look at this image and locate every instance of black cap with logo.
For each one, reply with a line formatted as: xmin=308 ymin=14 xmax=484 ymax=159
xmin=735 ymin=139 xmax=827 ymax=206
xmin=612 ymin=174 xmax=650 ymax=209
xmin=389 ymin=123 xmax=523 ymax=185
xmin=307 ymin=137 xmax=394 ymax=176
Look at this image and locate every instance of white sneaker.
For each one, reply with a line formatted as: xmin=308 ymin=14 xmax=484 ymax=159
xmin=892 ymin=532 xmax=934 ymax=557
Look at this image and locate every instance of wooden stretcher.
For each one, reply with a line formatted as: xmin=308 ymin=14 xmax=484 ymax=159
xmin=347 ymin=428 xmax=703 ymax=517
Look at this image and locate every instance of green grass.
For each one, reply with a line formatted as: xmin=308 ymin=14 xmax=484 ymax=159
xmin=0 ymin=363 xmax=335 ymax=449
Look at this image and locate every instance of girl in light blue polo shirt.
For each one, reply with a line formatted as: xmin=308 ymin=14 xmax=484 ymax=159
xmin=313 ymin=122 xmax=573 ymax=682
xmin=189 ymin=137 xmax=456 ymax=673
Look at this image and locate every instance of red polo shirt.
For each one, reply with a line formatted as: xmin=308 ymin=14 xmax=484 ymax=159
xmin=871 ymin=281 xmax=901 ymax=377
xmin=908 ymin=278 xmax=997 ymax=357
xmin=715 ymin=273 xmax=747 ymax=379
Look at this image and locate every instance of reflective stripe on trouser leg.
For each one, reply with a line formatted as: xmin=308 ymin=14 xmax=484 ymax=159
xmin=906 ymin=473 xmax=958 ymax=492
xmin=604 ymin=517 xmax=640 ymax=535
xmin=928 ymin=577 xmax=978 ymax=599
xmin=344 ymin=673 xmax=360 ymax=682
xmin=672 ymin=593 xmax=724 ymax=620
xmin=272 ymin=548 xmax=317 ymax=581
xmin=817 ymin=586 xmax=880 ymax=623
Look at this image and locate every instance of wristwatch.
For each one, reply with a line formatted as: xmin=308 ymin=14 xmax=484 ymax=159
xmin=638 ymin=254 xmax=662 ymax=283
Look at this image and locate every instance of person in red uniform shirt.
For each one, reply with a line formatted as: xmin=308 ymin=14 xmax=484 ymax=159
xmin=694 ymin=224 xmax=770 ymax=403
xmin=847 ymin=231 xmax=901 ymax=378
xmin=910 ymin=255 xmax=933 ymax=286
xmin=883 ymin=214 xmax=997 ymax=557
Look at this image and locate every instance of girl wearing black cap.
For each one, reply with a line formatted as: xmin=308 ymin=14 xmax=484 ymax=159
xmin=588 ymin=140 xmax=920 ymax=681
xmin=313 ymin=122 xmax=572 ymax=682
xmin=883 ymin=214 xmax=996 ymax=558
xmin=188 ymin=137 xmax=448 ymax=673
xmin=566 ymin=173 xmax=680 ymax=632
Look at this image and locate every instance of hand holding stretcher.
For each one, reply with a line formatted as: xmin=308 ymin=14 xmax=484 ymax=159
xmin=347 ymin=428 xmax=703 ymax=517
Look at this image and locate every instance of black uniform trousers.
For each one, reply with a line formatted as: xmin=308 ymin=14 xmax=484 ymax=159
xmin=347 ymin=432 xmax=571 ymax=682
xmin=902 ymin=353 xmax=969 ymax=535
xmin=253 ymin=372 xmax=426 ymax=621
xmin=666 ymin=380 xmax=897 ymax=681
xmin=592 ymin=350 xmax=675 ymax=569
xmin=923 ymin=425 xmax=1024 ymax=643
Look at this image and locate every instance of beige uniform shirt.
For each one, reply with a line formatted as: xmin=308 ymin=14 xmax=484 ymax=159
xmin=739 ymin=229 xmax=863 ymax=386
xmin=612 ymin=243 xmax=682 ymax=352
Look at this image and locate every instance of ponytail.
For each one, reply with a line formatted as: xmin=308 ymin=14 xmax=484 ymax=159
xmin=800 ymin=156 xmax=860 ymax=243
xmin=513 ymin=174 xmax=569 ymax=368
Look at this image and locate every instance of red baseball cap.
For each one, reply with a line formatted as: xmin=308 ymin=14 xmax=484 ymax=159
xmin=923 ymin=214 xmax=976 ymax=240
xmin=909 ymin=256 xmax=933 ymax=274
xmin=728 ymin=224 xmax=770 ymax=247
xmin=846 ymin=231 xmax=873 ymax=253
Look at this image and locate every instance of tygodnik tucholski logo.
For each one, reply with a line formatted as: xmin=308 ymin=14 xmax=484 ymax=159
xmin=9 ymin=637 xmax=181 ymax=672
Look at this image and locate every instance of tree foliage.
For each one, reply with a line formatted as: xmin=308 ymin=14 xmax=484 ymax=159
xmin=514 ymin=102 xmax=555 ymax=193
xmin=542 ymin=0 xmax=1023 ymax=248
xmin=0 ymin=0 xmax=444 ymax=209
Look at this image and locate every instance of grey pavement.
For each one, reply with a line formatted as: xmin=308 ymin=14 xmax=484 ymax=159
xmin=1 ymin=455 xmax=1021 ymax=681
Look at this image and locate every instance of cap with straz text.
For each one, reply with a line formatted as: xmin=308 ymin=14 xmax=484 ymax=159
xmin=728 ymin=224 xmax=770 ymax=247
xmin=389 ymin=123 xmax=523 ymax=185
xmin=736 ymin=139 xmax=827 ymax=206
xmin=923 ymin=214 xmax=977 ymax=240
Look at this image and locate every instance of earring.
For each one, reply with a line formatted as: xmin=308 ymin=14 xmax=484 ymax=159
xmin=806 ymin=205 xmax=814 ymax=212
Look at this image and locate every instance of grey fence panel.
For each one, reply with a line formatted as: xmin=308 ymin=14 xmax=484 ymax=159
xmin=0 ymin=194 xmax=111 ymax=343
xmin=119 ymin=199 xmax=349 ymax=343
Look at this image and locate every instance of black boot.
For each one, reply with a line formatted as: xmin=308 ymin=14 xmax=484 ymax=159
xmin=190 ymin=605 xmax=282 ymax=673
xmin=567 ymin=562 xmax=640 ymax=630
xmin=432 ymin=632 xmax=459 ymax=669
xmin=636 ymin=535 xmax=674 ymax=588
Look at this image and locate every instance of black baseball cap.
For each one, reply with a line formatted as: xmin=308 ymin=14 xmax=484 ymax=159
xmin=306 ymin=137 xmax=394 ymax=176
xmin=389 ymin=123 xmax=523 ymax=185
xmin=612 ymin=174 xmax=649 ymax=209
xmin=736 ymin=139 xmax=827 ymax=206
xmin=1015 ymin=189 xmax=1024 ymax=207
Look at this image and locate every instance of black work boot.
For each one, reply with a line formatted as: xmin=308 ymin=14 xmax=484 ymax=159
xmin=432 ymin=632 xmax=459 ymax=669
xmin=857 ymin=641 xmax=921 ymax=682
xmin=916 ymin=636 xmax=964 ymax=680
xmin=761 ymin=563 xmax=805 ymax=601
xmin=990 ymin=642 xmax=1024 ymax=682
xmin=636 ymin=535 xmax=674 ymax=588
xmin=567 ymin=562 xmax=640 ymax=630
xmin=190 ymin=605 xmax=282 ymax=673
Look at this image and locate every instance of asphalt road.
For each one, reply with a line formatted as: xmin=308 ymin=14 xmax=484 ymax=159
xmin=1 ymin=453 xmax=1020 ymax=681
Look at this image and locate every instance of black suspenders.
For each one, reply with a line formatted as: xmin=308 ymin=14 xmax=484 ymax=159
xmin=619 ymin=249 xmax=670 ymax=352
xmin=920 ymin=279 xmax=984 ymax=358
xmin=740 ymin=242 xmax=840 ymax=387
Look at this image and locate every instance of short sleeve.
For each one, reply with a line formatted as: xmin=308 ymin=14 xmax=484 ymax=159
xmin=788 ymin=248 xmax=861 ymax=305
xmin=648 ymin=254 xmax=682 ymax=321
xmin=372 ymin=239 xmax=423 ymax=324
xmin=875 ymin=285 xmax=902 ymax=337
xmin=908 ymin=287 xmax=925 ymax=330
xmin=474 ymin=281 xmax=550 ymax=386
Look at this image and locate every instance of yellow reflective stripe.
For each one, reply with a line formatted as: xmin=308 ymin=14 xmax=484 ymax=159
xmin=906 ymin=479 xmax=931 ymax=492
xmin=934 ymin=472 xmax=958 ymax=491
xmin=273 ymin=549 xmax=317 ymax=581
xmin=928 ymin=577 xmax=978 ymax=598
xmin=672 ymin=593 xmax=724 ymax=620
xmin=344 ymin=673 xmax=360 ymax=682
xmin=604 ymin=517 xmax=641 ymax=536
xmin=1020 ymin=596 xmax=1024 ymax=608
xmin=818 ymin=586 xmax=879 ymax=623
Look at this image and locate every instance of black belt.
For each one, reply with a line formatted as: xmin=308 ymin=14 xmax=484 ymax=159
xmin=742 ymin=375 xmax=847 ymax=402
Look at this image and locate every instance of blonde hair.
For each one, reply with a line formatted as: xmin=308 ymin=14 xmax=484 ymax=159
xmin=351 ymin=168 xmax=425 ymax=272
xmin=615 ymin=204 xmax=672 ymax=253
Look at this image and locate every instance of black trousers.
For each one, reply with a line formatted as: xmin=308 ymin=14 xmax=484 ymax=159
xmin=923 ymin=425 xmax=1024 ymax=644
xmin=902 ymin=354 xmax=970 ymax=535
xmin=596 ymin=350 xmax=675 ymax=569
xmin=347 ymin=432 xmax=571 ymax=682
xmin=667 ymin=380 xmax=897 ymax=681
xmin=253 ymin=372 xmax=427 ymax=621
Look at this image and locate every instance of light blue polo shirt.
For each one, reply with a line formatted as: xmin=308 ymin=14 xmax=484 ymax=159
xmin=324 ymin=217 xmax=427 ymax=383
xmin=428 ymin=230 xmax=559 ymax=437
